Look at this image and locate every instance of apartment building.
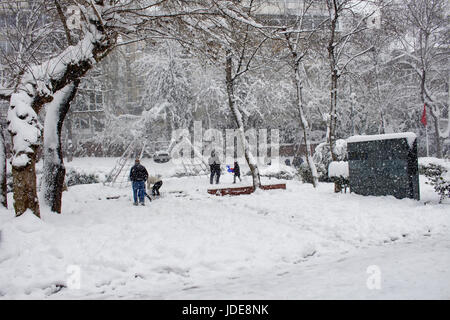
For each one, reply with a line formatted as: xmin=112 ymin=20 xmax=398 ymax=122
xmin=253 ymin=0 xmax=329 ymax=28
xmin=68 ymin=39 xmax=148 ymax=141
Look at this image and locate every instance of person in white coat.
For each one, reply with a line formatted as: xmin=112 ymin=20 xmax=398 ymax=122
xmin=147 ymin=174 xmax=163 ymax=196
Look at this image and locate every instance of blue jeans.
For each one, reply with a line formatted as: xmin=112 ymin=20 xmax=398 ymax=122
xmin=132 ymin=181 xmax=146 ymax=204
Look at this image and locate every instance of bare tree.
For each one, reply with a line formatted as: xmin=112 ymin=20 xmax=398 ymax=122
xmin=215 ymin=1 xmax=273 ymax=188
xmin=167 ymin=0 xmax=270 ymax=188
xmin=276 ymin=0 xmax=327 ymax=188
xmin=322 ymin=0 xmax=379 ymax=191
xmin=0 ymin=0 xmax=63 ymax=87
xmin=392 ymin=0 xmax=449 ymax=157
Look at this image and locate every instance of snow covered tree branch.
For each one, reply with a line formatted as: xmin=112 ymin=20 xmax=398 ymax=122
xmin=5 ymin=0 xmax=235 ymax=217
xmin=390 ymin=0 xmax=449 ymax=157
xmin=275 ymin=0 xmax=323 ymax=188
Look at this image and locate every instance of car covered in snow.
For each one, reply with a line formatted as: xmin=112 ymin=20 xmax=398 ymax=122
xmin=153 ymin=151 xmax=171 ymax=163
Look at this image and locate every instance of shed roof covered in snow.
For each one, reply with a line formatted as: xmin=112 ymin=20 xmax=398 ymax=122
xmin=347 ymin=132 xmax=417 ymax=149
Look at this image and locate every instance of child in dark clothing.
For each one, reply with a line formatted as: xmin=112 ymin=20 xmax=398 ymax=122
xmin=232 ymin=161 xmax=241 ymax=183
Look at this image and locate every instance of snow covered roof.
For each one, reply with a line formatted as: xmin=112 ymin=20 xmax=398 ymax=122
xmin=347 ymin=132 xmax=417 ymax=149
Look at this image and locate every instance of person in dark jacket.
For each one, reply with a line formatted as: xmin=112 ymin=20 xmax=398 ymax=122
xmin=208 ymin=150 xmax=221 ymax=184
xmin=130 ymin=158 xmax=148 ymax=206
xmin=232 ymin=161 xmax=241 ymax=183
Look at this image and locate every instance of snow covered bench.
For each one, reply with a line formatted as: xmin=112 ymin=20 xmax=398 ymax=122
xmin=328 ymin=161 xmax=349 ymax=193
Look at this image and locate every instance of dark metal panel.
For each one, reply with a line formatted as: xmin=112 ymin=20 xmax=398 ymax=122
xmin=348 ymin=137 xmax=420 ymax=200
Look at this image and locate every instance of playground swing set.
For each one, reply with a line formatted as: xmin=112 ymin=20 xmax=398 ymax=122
xmin=104 ymin=133 xmax=286 ymax=197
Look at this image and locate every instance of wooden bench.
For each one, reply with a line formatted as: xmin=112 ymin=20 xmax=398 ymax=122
xmin=207 ymin=183 xmax=286 ymax=196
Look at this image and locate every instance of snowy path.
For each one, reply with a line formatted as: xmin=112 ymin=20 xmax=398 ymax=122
xmin=163 ymin=234 xmax=450 ymax=299
xmin=0 ymin=167 xmax=449 ymax=299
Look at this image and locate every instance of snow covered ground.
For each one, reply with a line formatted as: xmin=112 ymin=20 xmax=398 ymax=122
xmin=0 ymin=157 xmax=449 ymax=299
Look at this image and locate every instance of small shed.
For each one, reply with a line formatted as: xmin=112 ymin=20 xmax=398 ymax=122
xmin=347 ymin=132 xmax=420 ymax=200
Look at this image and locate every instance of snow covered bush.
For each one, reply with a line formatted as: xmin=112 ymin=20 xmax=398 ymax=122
xmin=258 ymin=164 xmax=297 ymax=180
xmin=300 ymin=139 xmax=347 ymax=183
xmin=298 ymin=162 xmax=315 ymax=184
xmin=66 ymin=169 xmax=100 ymax=187
xmin=174 ymin=169 xmax=201 ymax=178
xmin=418 ymin=164 xmax=428 ymax=175
xmin=423 ymin=163 xmax=450 ymax=203
xmin=328 ymin=161 xmax=349 ymax=193
xmin=314 ymin=139 xmax=347 ymax=180
xmin=71 ymin=138 xmax=127 ymax=158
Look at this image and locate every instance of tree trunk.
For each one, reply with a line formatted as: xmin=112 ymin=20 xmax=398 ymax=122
xmin=8 ymin=91 xmax=51 ymax=217
xmin=42 ymin=82 xmax=78 ymax=213
xmin=293 ymin=63 xmax=318 ymax=188
xmin=420 ymin=62 xmax=443 ymax=158
xmin=329 ymin=70 xmax=341 ymax=193
xmin=327 ymin=3 xmax=341 ymax=193
xmin=373 ymin=61 xmax=386 ymax=134
xmin=225 ymin=51 xmax=261 ymax=189
xmin=0 ymin=128 xmax=7 ymax=208
xmin=7 ymin=1 xmax=115 ymax=218
xmin=12 ymin=152 xmax=40 ymax=217
xmin=430 ymin=112 xmax=443 ymax=158
xmin=65 ymin=113 xmax=74 ymax=162
xmin=328 ymin=70 xmax=338 ymax=162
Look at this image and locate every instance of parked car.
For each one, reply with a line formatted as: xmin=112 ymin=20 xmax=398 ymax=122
xmin=153 ymin=151 xmax=171 ymax=163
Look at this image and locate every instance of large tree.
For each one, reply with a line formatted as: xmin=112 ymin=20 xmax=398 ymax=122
xmin=5 ymin=0 xmax=219 ymax=217
xmin=275 ymin=0 xmax=328 ymax=188
xmin=321 ymin=0 xmax=380 ymax=191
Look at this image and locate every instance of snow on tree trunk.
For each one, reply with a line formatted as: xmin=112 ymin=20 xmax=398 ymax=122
xmin=327 ymin=10 xmax=340 ymax=192
xmin=0 ymin=128 xmax=7 ymax=208
xmin=328 ymin=70 xmax=341 ymax=192
xmin=293 ymin=64 xmax=319 ymax=188
xmin=225 ymin=52 xmax=261 ymax=189
xmin=8 ymin=89 xmax=48 ymax=217
xmin=428 ymin=84 xmax=450 ymax=159
xmin=42 ymin=82 xmax=78 ymax=213
xmin=7 ymin=15 xmax=116 ymax=217
xmin=326 ymin=1 xmax=339 ymax=165
xmin=431 ymin=113 xmax=443 ymax=159
xmin=328 ymin=71 xmax=338 ymax=162
xmin=432 ymin=76 xmax=450 ymax=157
xmin=421 ymin=72 xmax=443 ymax=158
xmin=65 ymin=113 xmax=74 ymax=163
